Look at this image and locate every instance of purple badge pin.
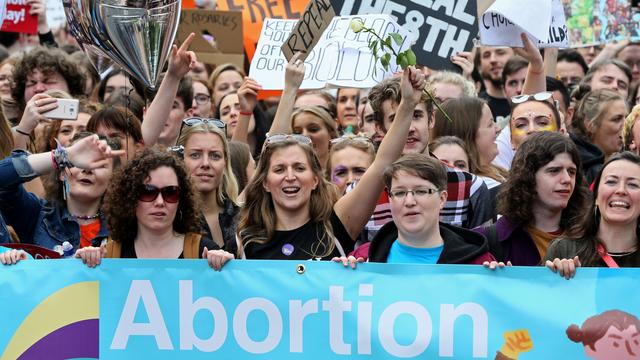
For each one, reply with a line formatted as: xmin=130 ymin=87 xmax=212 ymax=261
xmin=282 ymin=243 xmax=294 ymax=256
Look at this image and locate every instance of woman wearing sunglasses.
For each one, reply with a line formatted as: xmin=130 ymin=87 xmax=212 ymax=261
xmin=545 ymin=151 xmax=640 ymax=279
xmin=569 ymin=88 xmax=627 ymax=184
xmin=0 ymin=133 xmax=123 ymax=252
xmin=75 ymin=147 xmax=223 ymax=268
xmin=216 ymin=66 xmax=426 ymax=264
xmin=474 ymin=132 xmax=590 ymax=266
xmin=175 ymin=118 xmax=240 ymax=254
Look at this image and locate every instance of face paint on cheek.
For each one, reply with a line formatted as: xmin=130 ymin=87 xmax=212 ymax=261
xmin=511 ymin=127 xmax=528 ymax=137
xmin=331 ymin=165 xmax=347 ymax=184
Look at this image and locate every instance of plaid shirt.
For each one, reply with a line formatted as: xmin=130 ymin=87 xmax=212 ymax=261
xmin=358 ymin=162 xmax=492 ymax=240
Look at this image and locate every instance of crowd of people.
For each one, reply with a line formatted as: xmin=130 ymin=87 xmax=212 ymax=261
xmin=2 ymin=3 xmax=640 ymax=281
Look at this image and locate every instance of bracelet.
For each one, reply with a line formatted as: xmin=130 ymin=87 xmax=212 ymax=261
xmin=52 ymin=141 xmax=74 ymax=170
xmin=14 ymin=127 xmax=30 ymax=136
xmin=239 ymin=110 xmax=253 ymax=116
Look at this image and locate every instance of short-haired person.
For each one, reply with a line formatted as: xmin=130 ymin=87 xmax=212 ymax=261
xmin=429 ymin=136 xmax=470 ymax=172
xmin=0 ymin=133 xmax=123 ymax=251
xmin=86 ymin=107 xmax=144 ymax=163
xmin=75 ymin=147 xmax=223 ymax=268
xmin=545 ymin=152 xmax=640 ymax=278
xmin=556 ymin=49 xmax=589 ymax=91
xmin=474 ymin=132 xmax=590 ymax=266
xmin=580 ymin=59 xmax=632 ymax=98
xmin=365 ymin=154 xmax=495 ymax=264
xmin=425 ymin=71 xmax=476 ymax=104
xmin=335 ymin=87 xmax=360 ymax=133
xmin=616 ymin=43 xmax=640 ymax=83
xmin=208 ymin=63 xmax=244 ymax=113
xmin=476 ymin=46 xmax=514 ymax=120
xmin=369 ymin=76 xmax=493 ymax=228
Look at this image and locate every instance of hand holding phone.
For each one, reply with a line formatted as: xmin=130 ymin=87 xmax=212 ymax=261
xmin=42 ymin=99 xmax=79 ymax=120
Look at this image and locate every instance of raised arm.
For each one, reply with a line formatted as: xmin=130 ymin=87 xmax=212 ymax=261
xmin=543 ymin=48 xmax=558 ymax=78
xmin=514 ymin=33 xmax=546 ymax=95
xmin=12 ymin=94 xmax=58 ymax=150
xmin=142 ymin=33 xmax=196 ymax=146
xmin=233 ymin=77 xmax=262 ymax=144
xmin=269 ymin=52 xmax=305 ymax=135
xmin=334 ymin=67 xmax=426 ymax=240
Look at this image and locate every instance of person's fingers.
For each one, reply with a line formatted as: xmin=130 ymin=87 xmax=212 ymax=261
xmin=18 ymin=251 xmax=27 ymax=260
xmin=545 ymin=260 xmax=557 ymax=272
xmin=0 ymin=254 xmax=7 ymax=265
xmin=178 ymin=32 xmax=196 ymax=52
xmin=506 ymin=261 xmax=513 ymax=267
xmin=348 ymin=255 xmax=357 ymax=269
xmin=498 ymin=262 xmax=506 ymax=268
xmin=202 ymin=247 xmax=209 ymax=260
xmin=356 ymin=257 xmax=365 ymax=263
xmin=567 ymin=259 xmax=576 ymax=279
xmin=490 ymin=261 xmax=497 ymax=270
xmin=341 ymin=256 xmax=348 ymax=267
xmin=574 ymin=256 xmax=582 ymax=268
xmin=9 ymin=250 xmax=18 ymax=264
xmin=482 ymin=261 xmax=490 ymax=268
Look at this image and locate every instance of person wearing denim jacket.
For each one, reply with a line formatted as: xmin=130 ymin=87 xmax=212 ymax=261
xmin=0 ymin=211 xmax=13 ymax=244
xmin=0 ymin=134 xmax=123 ymax=252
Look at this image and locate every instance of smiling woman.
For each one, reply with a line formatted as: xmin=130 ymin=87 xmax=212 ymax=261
xmin=545 ymin=151 xmax=640 ymax=278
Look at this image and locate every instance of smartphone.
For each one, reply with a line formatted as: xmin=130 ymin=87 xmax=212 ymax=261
xmin=42 ymin=99 xmax=79 ymax=120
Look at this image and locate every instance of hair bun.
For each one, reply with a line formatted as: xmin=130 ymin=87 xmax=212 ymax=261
xmin=572 ymin=83 xmax=592 ymax=102
xmin=566 ymin=324 xmax=583 ymax=343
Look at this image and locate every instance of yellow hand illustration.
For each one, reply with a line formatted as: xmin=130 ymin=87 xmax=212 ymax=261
xmin=499 ymin=329 xmax=534 ymax=359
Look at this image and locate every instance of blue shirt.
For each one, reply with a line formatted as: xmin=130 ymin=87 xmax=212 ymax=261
xmin=387 ymin=240 xmax=444 ymax=264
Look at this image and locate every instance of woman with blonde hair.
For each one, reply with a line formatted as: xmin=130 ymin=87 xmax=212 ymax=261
xmin=176 ymin=119 xmax=240 ymax=253
xmin=291 ymin=105 xmax=339 ymax=170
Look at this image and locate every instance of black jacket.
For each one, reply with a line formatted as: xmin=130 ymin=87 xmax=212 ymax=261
xmin=570 ymin=133 xmax=604 ymax=185
xmin=368 ymin=221 xmax=493 ymax=264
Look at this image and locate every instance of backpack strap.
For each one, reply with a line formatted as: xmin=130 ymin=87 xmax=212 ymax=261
xmin=105 ymin=238 xmax=122 ymax=258
xmin=183 ymin=233 xmax=201 ymax=259
xmin=485 ymin=224 xmax=505 ymax=262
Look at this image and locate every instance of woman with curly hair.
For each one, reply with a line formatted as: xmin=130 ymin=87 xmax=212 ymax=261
xmin=75 ymin=147 xmax=227 ymax=269
xmin=545 ymin=151 xmax=640 ymax=278
xmin=474 ymin=131 xmax=590 ymax=266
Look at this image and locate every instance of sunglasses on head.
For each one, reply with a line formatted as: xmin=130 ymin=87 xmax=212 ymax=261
xmin=511 ymin=92 xmax=553 ymax=104
xmin=264 ymin=133 xmax=313 ymax=146
xmin=139 ymin=184 xmax=181 ymax=203
xmin=176 ymin=117 xmax=227 ymax=145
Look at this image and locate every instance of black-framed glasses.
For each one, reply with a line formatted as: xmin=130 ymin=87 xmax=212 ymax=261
xmin=176 ymin=117 xmax=227 ymax=145
xmin=194 ymin=94 xmax=211 ymax=105
xmin=264 ymin=133 xmax=313 ymax=146
xmin=511 ymin=92 xmax=553 ymax=104
xmin=388 ymin=187 xmax=440 ymax=200
xmin=138 ymin=185 xmax=181 ymax=203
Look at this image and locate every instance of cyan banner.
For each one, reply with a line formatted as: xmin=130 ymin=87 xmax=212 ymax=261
xmin=1 ymin=259 xmax=639 ymax=359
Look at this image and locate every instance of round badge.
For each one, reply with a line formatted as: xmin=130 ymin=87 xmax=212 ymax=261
xmin=282 ymin=243 xmax=294 ymax=256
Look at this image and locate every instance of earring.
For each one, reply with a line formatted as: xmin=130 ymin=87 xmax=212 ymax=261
xmin=593 ymin=204 xmax=600 ymax=224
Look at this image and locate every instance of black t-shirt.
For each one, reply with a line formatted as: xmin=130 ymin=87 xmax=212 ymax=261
xmin=479 ymin=91 xmax=511 ymax=121
xmin=243 ymin=211 xmax=354 ymax=260
xmin=120 ymin=235 xmax=216 ymax=259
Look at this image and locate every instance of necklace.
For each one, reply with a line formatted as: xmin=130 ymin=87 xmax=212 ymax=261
xmin=71 ymin=211 xmax=101 ymax=220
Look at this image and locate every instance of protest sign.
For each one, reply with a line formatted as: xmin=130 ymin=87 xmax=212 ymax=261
xmin=176 ymin=9 xmax=244 ymax=68
xmin=2 ymin=260 xmax=640 ymax=358
xmin=280 ymin=0 xmax=336 ymax=61
xmin=217 ymin=0 xmax=309 ymax=62
xmin=479 ymin=0 xmax=569 ymax=48
xmin=249 ymin=14 xmax=415 ymax=90
xmin=0 ymin=0 xmax=37 ymax=34
xmin=45 ymin=0 xmax=66 ymax=30
xmin=329 ymin=0 xmax=477 ymax=72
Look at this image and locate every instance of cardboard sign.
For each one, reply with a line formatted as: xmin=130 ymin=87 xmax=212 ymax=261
xmin=280 ymin=0 xmax=336 ymax=61
xmin=45 ymin=0 xmax=66 ymax=30
xmin=217 ymin=0 xmax=309 ymax=63
xmin=329 ymin=0 xmax=478 ymax=72
xmin=479 ymin=0 xmax=569 ymax=48
xmin=0 ymin=0 xmax=37 ymax=34
xmin=249 ymin=15 xmax=415 ymax=90
xmin=176 ymin=9 xmax=244 ymax=68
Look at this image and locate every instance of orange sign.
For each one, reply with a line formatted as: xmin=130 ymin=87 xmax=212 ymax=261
xmin=216 ymin=0 xmax=308 ymax=62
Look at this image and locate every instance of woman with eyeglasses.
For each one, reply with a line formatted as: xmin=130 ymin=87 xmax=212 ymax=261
xmin=190 ymin=79 xmax=213 ymax=118
xmin=474 ymin=132 xmax=590 ymax=266
xmin=569 ymin=88 xmax=628 ymax=184
xmin=206 ymin=66 xmax=427 ymax=266
xmin=0 ymin=133 xmax=123 ymax=253
xmin=75 ymin=147 xmax=225 ymax=268
xmin=545 ymin=151 xmax=640 ymax=279
xmin=174 ymin=119 xmax=240 ymax=254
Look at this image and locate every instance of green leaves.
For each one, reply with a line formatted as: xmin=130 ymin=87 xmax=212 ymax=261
xmin=380 ymin=53 xmax=391 ymax=71
xmin=390 ymin=32 xmax=403 ymax=46
xmin=404 ymin=49 xmax=417 ymax=66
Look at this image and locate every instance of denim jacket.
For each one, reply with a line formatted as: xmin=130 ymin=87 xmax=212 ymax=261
xmin=0 ymin=150 xmax=109 ymax=251
xmin=0 ymin=211 xmax=12 ymax=243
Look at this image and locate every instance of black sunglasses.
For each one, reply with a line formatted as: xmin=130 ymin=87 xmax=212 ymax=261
xmin=139 ymin=185 xmax=181 ymax=203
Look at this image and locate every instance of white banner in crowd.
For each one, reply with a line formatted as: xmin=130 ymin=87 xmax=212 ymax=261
xmin=46 ymin=0 xmax=66 ymax=30
xmin=249 ymin=14 xmax=417 ymax=90
xmin=479 ymin=0 xmax=569 ymax=48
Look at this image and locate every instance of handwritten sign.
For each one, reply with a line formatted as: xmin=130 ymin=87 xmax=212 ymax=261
xmin=281 ymin=0 xmax=336 ymax=61
xmin=330 ymin=0 xmax=477 ymax=72
xmin=0 ymin=0 xmax=37 ymax=34
xmin=250 ymin=14 xmax=415 ymax=90
xmin=176 ymin=9 xmax=244 ymax=68
xmin=479 ymin=0 xmax=569 ymax=48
